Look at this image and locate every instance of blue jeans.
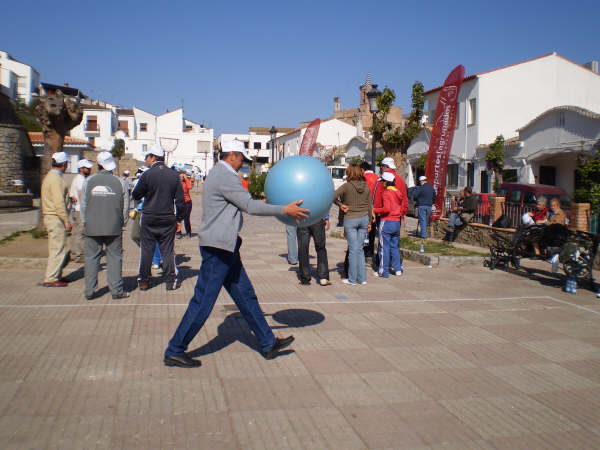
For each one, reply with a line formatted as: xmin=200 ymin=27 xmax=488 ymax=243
xmin=285 ymin=225 xmax=298 ymax=264
xmin=344 ymin=215 xmax=369 ymax=283
xmin=417 ymin=206 xmax=432 ymax=238
xmin=448 ymin=212 xmax=462 ymax=228
xmin=165 ymin=238 xmax=275 ymax=356
xmin=377 ymin=220 xmax=402 ymax=277
xmin=152 ymin=243 xmax=162 ymax=265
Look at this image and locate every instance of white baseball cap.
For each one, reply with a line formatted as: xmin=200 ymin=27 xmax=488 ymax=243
xmin=147 ymin=145 xmax=165 ymax=158
xmin=123 ymin=169 xmax=130 ymax=175
xmin=418 ymin=175 xmax=427 ymax=182
xmin=97 ymin=151 xmax=117 ymax=171
xmin=51 ymin=151 xmax=69 ymax=164
xmin=381 ymin=157 xmax=396 ymax=169
xmin=77 ymin=159 xmax=93 ymax=169
xmin=381 ymin=171 xmax=395 ymax=183
xmin=222 ymin=139 xmax=252 ymax=161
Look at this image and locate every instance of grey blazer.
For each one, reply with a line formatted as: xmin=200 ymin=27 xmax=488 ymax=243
xmin=198 ymin=162 xmax=285 ymax=252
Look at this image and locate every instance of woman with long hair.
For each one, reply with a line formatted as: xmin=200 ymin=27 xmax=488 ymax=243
xmin=334 ymin=164 xmax=372 ymax=285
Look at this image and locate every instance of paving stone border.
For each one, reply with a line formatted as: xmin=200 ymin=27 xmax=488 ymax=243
xmin=0 ymin=256 xmax=45 ymax=269
xmin=400 ymin=248 xmax=487 ymax=267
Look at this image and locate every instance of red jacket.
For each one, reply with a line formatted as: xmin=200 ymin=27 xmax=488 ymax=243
xmin=363 ymin=171 xmax=378 ymax=196
xmin=373 ymin=186 xmax=404 ymax=221
xmin=373 ymin=169 xmax=408 ymax=217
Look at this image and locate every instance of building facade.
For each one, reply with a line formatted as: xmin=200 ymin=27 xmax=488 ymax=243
xmin=0 ymin=50 xmax=40 ymax=105
xmin=407 ymin=52 xmax=600 ymax=194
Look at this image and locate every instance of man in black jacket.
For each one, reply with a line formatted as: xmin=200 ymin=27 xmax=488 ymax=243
xmin=132 ymin=145 xmax=185 ymax=291
xmin=411 ymin=175 xmax=436 ymax=238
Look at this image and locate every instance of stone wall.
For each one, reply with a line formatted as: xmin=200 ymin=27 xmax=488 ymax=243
xmin=431 ymin=218 xmax=515 ymax=248
xmin=0 ymin=123 xmax=35 ymax=193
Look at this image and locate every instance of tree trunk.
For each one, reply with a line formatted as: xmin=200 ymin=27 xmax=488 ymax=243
xmin=41 ymin=129 xmax=65 ymax=177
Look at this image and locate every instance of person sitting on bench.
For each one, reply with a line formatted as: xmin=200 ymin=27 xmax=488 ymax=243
xmin=445 ymin=187 xmax=477 ymax=242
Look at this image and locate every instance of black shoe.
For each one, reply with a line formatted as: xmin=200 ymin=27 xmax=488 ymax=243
xmin=112 ymin=292 xmax=130 ymax=300
xmin=299 ymin=280 xmax=310 ymax=286
xmin=138 ymin=280 xmax=150 ymax=291
xmin=164 ymin=353 xmax=202 ymax=368
xmin=176 ymin=233 xmax=183 ymax=239
xmin=166 ymin=280 xmax=181 ymax=291
xmin=84 ymin=291 xmax=98 ymax=301
xmin=262 ymin=336 xmax=295 ymax=360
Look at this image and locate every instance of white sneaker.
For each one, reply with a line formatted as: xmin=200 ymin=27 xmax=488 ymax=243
xmin=372 ymin=271 xmax=380 ymax=278
xmin=152 ymin=264 xmax=160 ymax=269
xmin=393 ymin=270 xmax=403 ymax=276
xmin=342 ymin=279 xmax=357 ymax=286
xmin=361 ymin=281 xmax=367 ymax=285
xmin=320 ymin=279 xmax=332 ymax=286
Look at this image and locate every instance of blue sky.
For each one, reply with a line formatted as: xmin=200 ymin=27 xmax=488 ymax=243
xmin=2 ymin=0 xmax=598 ymax=135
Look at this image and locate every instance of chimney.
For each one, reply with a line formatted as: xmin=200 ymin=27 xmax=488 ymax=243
xmin=63 ymin=82 xmax=69 ymax=87
xmin=334 ymin=97 xmax=340 ymax=112
xmin=583 ymin=61 xmax=599 ymax=74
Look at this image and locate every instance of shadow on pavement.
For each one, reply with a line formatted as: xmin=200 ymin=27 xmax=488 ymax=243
xmin=187 ymin=308 xmax=325 ymax=358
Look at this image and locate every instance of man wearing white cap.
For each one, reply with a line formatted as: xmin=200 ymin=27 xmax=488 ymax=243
xmin=163 ymin=139 xmax=309 ymax=368
xmin=410 ymin=175 xmax=436 ymax=238
xmin=81 ymin=151 xmax=130 ymax=300
xmin=41 ymin=152 xmax=72 ymax=287
xmin=69 ymin=159 xmax=93 ymax=263
xmin=132 ymin=145 xmax=185 ymax=291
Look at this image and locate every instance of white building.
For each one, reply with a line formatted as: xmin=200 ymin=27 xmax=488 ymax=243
xmin=71 ymin=104 xmax=214 ymax=174
xmin=0 ymin=50 xmax=40 ymax=105
xmin=276 ymin=119 xmax=358 ymax=161
xmin=407 ymin=52 xmax=600 ymax=193
xmin=216 ymin=127 xmax=295 ymax=165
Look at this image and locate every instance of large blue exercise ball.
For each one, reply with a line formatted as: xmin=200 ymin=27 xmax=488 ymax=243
xmin=265 ymin=155 xmax=334 ymax=227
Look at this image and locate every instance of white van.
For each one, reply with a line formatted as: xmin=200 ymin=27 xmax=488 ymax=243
xmin=328 ymin=166 xmax=347 ymax=189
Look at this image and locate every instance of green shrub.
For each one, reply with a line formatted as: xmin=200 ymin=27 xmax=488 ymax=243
xmin=249 ymin=172 xmax=267 ymax=199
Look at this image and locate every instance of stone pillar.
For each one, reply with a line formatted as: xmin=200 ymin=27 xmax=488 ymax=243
xmin=0 ymin=123 xmax=29 ymax=193
xmin=489 ymin=196 xmax=505 ymax=223
xmin=569 ymin=203 xmax=590 ymax=232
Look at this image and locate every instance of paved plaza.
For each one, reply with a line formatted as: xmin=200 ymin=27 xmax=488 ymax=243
xmin=2 ymin=191 xmax=600 ymax=449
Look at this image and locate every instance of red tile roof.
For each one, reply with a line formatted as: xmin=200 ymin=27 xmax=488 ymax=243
xmin=28 ymin=132 xmax=94 ymax=147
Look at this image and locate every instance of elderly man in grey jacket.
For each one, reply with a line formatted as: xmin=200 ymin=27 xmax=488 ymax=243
xmin=81 ymin=151 xmax=130 ymax=300
xmin=164 ymin=140 xmax=309 ymax=368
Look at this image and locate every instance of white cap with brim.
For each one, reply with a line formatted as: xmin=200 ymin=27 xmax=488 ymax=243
xmin=51 ymin=151 xmax=69 ymax=164
xmin=418 ymin=175 xmax=427 ymax=182
xmin=222 ymin=139 xmax=252 ymax=161
xmin=123 ymin=169 xmax=130 ymax=175
xmin=147 ymin=145 xmax=165 ymax=158
xmin=382 ymin=171 xmax=395 ymax=183
xmin=97 ymin=151 xmax=117 ymax=171
xmin=381 ymin=157 xmax=396 ymax=169
xmin=77 ymin=159 xmax=93 ymax=169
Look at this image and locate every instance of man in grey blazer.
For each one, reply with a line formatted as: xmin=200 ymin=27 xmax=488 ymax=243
xmin=164 ymin=140 xmax=309 ymax=368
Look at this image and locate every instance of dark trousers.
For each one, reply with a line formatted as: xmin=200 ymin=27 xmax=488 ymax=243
xmin=165 ymin=237 xmax=275 ymax=356
xmin=297 ymin=220 xmax=329 ymax=282
xmin=139 ymin=214 xmax=178 ymax=286
xmin=84 ymin=234 xmax=124 ymax=297
xmin=183 ymin=201 xmax=193 ymax=235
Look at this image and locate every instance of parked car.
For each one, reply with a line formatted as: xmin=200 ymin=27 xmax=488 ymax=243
xmin=497 ymin=183 xmax=571 ymax=210
xmin=328 ymin=165 xmax=347 ymax=189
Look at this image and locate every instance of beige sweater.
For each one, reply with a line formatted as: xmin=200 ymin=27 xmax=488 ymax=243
xmin=334 ymin=180 xmax=372 ymax=219
xmin=41 ymin=170 xmax=69 ymax=223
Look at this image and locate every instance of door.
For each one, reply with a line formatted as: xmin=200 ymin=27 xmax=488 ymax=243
xmin=539 ymin=166 xmax=556 ymax=185
xmin=480 ymin=171 xmax=489 ymax=193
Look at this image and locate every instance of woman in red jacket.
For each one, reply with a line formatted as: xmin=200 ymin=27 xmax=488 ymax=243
xmin=178 ymin=170 xmax=193 ymax=238
xmin=373 ymin=171 xmax=404 ymax=278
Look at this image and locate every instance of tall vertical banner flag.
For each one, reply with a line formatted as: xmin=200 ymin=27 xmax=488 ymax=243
xmin=425 ymin=65 xmax=465 ymax=220
xmin=298 ymin=118 xmax=321 ymax=156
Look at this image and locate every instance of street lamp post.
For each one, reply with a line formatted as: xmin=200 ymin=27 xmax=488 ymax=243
xmin=367 ymin=84 xmax=381 ymax=172
xmin=269 ymin=125 xmax=277 ymax=166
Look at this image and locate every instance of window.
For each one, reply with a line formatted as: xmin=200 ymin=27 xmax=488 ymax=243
xmin=142 ymin=144 xmax=148 ymax=154
xmin=243 ymin=141 xmax=249 ymax=149
xmin=509 ymin=190 xmax=522 ymax=203
xmin=467 ymin=163 xmax=474 ymax=188
xmin=86 ymin=116 xmax=98 ymax=131
xmin=429 ymin=109 xmax=435 ymax=125
xmin=447 ymin=164 xmax=458 ymax=187
xmin=118 ymin=120 xmax=129 ymax=134
xmin=524 ymin=191 xmax=537 ymax=204
xmin=253 ymin=142 xmax=261 ymax=150
xmin=502 ymin=169 xmax=518 ymax=183
xmin=197 ymin=141 xmax=211 ymax=153
xmin=539 ymin=166 xmax=556 ymax=185
xmin=455 ymin=104 xmax=460 ymax=129
xmin=140 ymin=122 xmax=148 ymax=132
xmin=266 ymin=142 xmax=270 ymax=150
xmin=467 ymin=98 xmax=476 ymax=125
